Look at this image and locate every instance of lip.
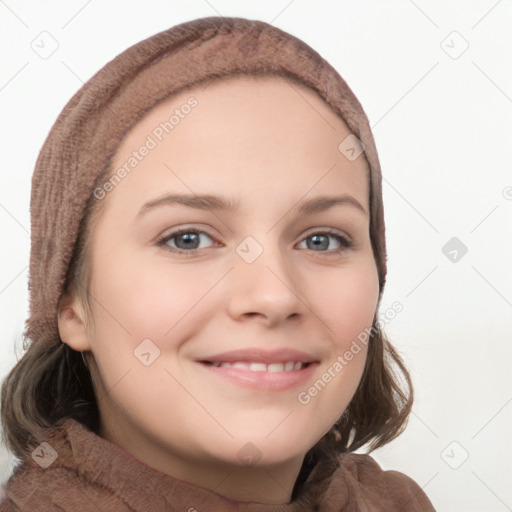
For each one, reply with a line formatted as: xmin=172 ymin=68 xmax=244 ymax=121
xmin=197 ymin=348 xmax=319 ymax=364
xmin=195 ymin=348 xmax=320 ymax=392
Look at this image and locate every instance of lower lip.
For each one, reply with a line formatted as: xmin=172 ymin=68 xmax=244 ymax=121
xmin=196 ymin=362 xmax=319 ymax=392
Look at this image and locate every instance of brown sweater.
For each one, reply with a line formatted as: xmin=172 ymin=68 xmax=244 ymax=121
xmin=0 ymin=418 xmax=435 ymax=511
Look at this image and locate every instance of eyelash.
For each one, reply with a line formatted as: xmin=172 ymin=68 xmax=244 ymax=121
xmin=155 ymin=227 xmax=353 ymax=257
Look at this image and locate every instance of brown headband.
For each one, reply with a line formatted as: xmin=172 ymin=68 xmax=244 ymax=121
xmin=26 ymin=16 xmax=386 ymax=348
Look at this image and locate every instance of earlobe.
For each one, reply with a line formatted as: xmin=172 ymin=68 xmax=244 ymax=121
xmin=57 ymin=292 xmax=91 ymax=351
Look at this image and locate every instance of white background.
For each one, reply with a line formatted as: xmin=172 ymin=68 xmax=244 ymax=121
xmin=1 ymin=1 xmax=511 ymax=510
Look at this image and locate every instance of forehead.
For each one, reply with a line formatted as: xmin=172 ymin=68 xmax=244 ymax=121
xmin=104 ymin=73 xmax=369 ymax=217
xmin=114 ymin=72 xmax=360 ymax=160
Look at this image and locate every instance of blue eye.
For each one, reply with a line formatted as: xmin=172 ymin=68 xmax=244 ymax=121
xmin=156 ymin=229 xmax=216 ymax=255
xmin=297 ymin=231 xmax=352 ymax=252
xmin=156 ymin=228 xmax=353 ymax=256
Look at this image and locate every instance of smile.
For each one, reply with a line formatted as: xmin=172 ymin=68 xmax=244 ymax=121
xmin=197 ymin=359 xmax=317 ymax=392
xmin=203 ymin=361 xmax=309 ymax=372
xmin=195 ymin=347 xmax=320 ymax=391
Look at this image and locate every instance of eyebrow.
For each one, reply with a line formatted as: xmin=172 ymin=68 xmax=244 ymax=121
xmin=134 ymin=192 xmax=367 ymax=221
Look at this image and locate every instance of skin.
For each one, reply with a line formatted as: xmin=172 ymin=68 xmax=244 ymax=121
xmin=58 ymin=74 xmax=380 ymax=504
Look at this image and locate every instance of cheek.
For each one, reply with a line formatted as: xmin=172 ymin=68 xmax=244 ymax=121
xmin=85 ymin=254 xmax=206 ymax=413
xmin=89 ymin=246 xmax=217 ymax=352
xmin=310 ymin=260 xmax=380 ymax=346
xmin=290 ymin=261 xmax=379 ymax=441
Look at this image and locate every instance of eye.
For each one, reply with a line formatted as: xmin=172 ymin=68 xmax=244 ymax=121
xmin=156 ymin=227 xmax=353 ymax=256
xmin=156 ymin=228 xmax=218 ymax=255
xmin=297 ymin=229 xmax=353 ymax=254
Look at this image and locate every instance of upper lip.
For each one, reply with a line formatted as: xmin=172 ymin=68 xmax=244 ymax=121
xmin=197 ymin=348 xmax=320 ymax=364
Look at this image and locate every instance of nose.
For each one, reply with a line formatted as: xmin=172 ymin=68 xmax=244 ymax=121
xmin=225 ymin=241 xmax=306 ymax=327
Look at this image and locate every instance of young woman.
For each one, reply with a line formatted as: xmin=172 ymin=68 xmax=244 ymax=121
xmin=0 ymin=16 xmax=435 ymax=511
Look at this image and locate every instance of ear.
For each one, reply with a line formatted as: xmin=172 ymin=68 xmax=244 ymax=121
xmin=58 ymin=291 xmax=92 ymax=351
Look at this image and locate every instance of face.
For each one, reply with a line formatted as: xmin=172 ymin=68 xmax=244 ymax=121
xmin=61 ymin=75 xmax=379 ymax=487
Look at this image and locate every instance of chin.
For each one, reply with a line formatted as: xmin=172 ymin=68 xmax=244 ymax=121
xmin=220 ymin=430 xmax=318 ymax=468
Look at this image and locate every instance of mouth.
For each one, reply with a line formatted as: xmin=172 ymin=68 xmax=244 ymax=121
xmin=200 ymin=360 xmax=312 ymax=372
xmin=195 ymin=349 xmax=319 ymax=392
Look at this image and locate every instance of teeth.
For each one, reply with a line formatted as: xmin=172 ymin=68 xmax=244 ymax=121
xmin=209 ymin=361 xmax=306 ymax=372
xmin=249 ymin=363 xmax=267 ymax=372
xmin=232 ymin=362 xmax=250 ymax=370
